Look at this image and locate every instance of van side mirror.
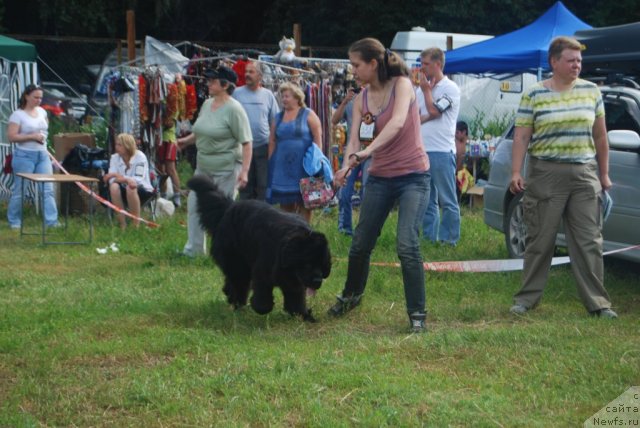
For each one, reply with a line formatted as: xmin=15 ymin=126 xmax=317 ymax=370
xmin=608 ymin=130 xmax=640 ymax=151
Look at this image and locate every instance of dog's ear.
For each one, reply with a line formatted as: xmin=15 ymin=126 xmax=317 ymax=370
xmin=277 ymin=232 xmax=331 ymax=271
xmin=309 ymin=231 xmax=332 ymax=278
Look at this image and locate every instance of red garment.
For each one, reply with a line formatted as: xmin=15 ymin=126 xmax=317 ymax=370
xmin=157 ymin=141 xmax=178 ymax=162
xmin=163 ymin=83 xmax=179 ymax=127
xmin=233 ymin=59 xmax=248 ymax=87
xmin=177 ymin=79 xmax=187 ymax=120
xmin=185 ymin=84 xmax=197 ymax=120
xmin=139 ymin=75 xmax=149 ymax=123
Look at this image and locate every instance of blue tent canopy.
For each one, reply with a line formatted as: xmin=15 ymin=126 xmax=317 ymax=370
xmin=444 ymin=2 xmax=591 ymax=75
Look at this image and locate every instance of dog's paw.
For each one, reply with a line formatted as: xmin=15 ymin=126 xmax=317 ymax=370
xmin=251 ymin=298 xmax=274 ymax=315
xmin=302 ymin=309 xmax=317 ymax=323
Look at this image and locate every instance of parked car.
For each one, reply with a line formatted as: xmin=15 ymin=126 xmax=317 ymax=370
xmin=483 ymin=83 xmax=640 ymax=263
xmin=41 ymin=82 xmax=88 ymax=121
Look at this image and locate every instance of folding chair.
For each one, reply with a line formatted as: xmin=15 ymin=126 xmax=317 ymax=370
xmin=142 ymin=168 xmax=160 ymax=221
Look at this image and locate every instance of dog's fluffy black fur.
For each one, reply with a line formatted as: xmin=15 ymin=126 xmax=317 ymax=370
xmin=187 ymin=174 xmax=331 ymax=322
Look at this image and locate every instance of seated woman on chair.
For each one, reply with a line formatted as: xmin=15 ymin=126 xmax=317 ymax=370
xmin=103 ymin=133 xmax=154 ymax=229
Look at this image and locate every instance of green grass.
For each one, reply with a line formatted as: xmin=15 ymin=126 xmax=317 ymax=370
xmin=1 ymin=188 xmax=638 ymax=427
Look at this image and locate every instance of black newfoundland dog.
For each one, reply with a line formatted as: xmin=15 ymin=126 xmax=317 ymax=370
xmin=187 ymin=175 xmax=332 ymax=322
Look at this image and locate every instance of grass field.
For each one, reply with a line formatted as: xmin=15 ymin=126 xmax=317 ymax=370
xmin=1 ymin=189 xmax=638 ymax=427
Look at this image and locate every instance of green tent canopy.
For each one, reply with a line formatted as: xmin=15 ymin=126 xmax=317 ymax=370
xmin=0 ymin=34 xmax=37 ymax=62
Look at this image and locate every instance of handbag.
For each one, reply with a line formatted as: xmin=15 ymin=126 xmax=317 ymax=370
xmin=299 ymin=176 xmax=337 ymax=209
xmin=3 ymin=153 xmax=12 ymax=174
xmin=299 ymin=142 xmax=337 ymax=209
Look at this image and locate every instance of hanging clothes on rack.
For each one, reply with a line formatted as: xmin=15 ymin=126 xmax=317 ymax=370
xmin=139 ymin=68 xmax=167 ymax=161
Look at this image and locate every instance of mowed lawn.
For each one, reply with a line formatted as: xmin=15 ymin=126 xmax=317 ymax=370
xmin=1 ymin=197 xmax=638 ymax=427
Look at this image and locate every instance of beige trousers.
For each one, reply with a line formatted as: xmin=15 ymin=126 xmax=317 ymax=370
xmin=513 ymin=157 xmax=612 ymax=312
xmin=183 ymin=165 xmax=240 ymax=257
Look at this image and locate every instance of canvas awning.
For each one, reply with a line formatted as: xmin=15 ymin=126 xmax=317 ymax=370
xmin=0 ymin=35 xmax=37 ymax=62
xmin=444 ymin=2 xmax=592 ymax=75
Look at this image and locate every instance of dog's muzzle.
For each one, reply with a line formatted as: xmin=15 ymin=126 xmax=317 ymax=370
xmin=303 ymin=274 xmax=324 ymax=297
xmin=309 ymin=276 xmax=323 ymax=289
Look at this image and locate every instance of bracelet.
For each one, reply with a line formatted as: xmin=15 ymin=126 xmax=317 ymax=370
xmin=349 ymin=153 xmax=361 ymax=162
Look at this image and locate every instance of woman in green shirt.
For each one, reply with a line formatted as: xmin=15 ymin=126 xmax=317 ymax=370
xmin=177 ymin=66 xmax=253 ymax=257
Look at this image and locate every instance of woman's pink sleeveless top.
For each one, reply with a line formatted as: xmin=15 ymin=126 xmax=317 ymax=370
xmin=363 ymin=78 xmax=429 ymax=177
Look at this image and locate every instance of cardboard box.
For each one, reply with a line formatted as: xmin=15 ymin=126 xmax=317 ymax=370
xmin=467 ymin=185 xmax=484 ymax=208
xmin=53 ymin=133 xmax=95 ymax=163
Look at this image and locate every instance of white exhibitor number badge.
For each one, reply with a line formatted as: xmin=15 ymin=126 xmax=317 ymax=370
xmin=359 ymin=112 xmax=375 ymax=142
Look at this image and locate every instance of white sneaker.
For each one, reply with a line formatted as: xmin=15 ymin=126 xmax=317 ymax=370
xmin=510 ymin=304 xmax=529 ymax=315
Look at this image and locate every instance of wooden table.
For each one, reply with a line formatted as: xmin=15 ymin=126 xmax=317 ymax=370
xmin=17 ymin=173 xmax=99 ymax=245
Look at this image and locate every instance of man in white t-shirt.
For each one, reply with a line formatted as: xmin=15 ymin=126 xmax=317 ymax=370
xmin=417 ymin=47 xmax=461 ymax=245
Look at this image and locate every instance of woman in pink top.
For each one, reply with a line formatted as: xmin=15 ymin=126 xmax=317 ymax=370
xmin=328 ymin=38 xmax=431 ymax=333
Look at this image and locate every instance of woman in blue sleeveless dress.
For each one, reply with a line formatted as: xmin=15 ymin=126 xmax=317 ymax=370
xmin=267 ymin=82 xmax=323 ymax=223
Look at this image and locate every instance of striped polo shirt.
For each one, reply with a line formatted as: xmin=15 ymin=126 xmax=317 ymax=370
xmin=515 ymin=78 xmax=605 ymax=163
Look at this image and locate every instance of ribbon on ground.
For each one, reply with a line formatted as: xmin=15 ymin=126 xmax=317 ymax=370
xmin=48 ymin=151 xmax=160 ymax=228
xmin=357 ymin=244 xmax=640 ymax=273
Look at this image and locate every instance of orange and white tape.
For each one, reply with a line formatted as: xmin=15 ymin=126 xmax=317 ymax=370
xmin=48 ymin=152 xmax=160 ymax=228
xmin=349 ymin=244 xmax=640 ymax=273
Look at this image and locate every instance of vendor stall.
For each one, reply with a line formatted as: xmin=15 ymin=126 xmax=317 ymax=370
xmin=0 ymin=35 xmax=39 ymax=201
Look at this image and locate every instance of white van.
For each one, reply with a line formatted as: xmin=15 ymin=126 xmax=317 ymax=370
xmin=391 ymin=27 xmax=493 ymax=65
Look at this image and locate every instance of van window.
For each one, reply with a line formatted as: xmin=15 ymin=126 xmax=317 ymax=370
xmin=603 ymin=95 xmax=640 ymax=134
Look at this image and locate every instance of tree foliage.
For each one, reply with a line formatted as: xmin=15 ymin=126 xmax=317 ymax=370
xmin=3 ymin=0 xmax=640 ymax=47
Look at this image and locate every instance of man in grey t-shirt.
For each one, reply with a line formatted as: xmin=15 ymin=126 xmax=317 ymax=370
xmin=232 ymin=61 xmax=280 ymax=200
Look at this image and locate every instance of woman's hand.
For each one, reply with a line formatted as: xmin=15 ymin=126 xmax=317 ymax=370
xmin=347 ymin=149 xmax=370 ymax=168
xmin=33 ymin=132 xmax=46 ymax=144
xmin=177 ymin=133 xmax=195 ymax=150
xmin=237 ymin=170 xmax=248 ymax=189
xmin=102 ymin=173 xmax=114 ymax=184
xmin=127 ymin=178 xmax=137 ymax=189
xmin=334 ymin=167 xmax=352 ymax=188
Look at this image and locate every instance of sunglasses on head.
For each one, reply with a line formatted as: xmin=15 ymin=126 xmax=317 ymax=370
xmin=24 ymin=84 xmax=42 ymax=94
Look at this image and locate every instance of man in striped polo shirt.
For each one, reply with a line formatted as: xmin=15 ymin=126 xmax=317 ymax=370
xmin=508 ymin=36 xmax=617 ymax=319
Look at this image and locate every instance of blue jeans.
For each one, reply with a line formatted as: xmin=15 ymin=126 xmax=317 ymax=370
xmin=422 ymin=151 xmax=460 ymax=245
xmin=340 ymin=172 xmax=430 ymax=314
xmin=337 ymin=158 xmax=370 ymax=234
xmin=8 ymin=148 xmax=58 ymax=227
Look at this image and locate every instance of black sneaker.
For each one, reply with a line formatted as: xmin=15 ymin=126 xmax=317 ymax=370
xmin=327 ymin=294 xmax=362 ymax=317
xmin=409 ymin=312 xmax=426 ymax=333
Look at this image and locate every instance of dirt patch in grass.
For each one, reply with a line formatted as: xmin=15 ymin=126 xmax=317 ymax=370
xmin=0 ymin=366 xmax=18 ymax=404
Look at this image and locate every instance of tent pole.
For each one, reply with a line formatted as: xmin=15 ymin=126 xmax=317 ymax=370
xmin=537 ymin=67 xmax=542 ymax=81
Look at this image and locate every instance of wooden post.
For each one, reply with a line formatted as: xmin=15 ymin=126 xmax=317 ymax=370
xmin=446 ymin=35 xmax=453 ymax=51
xmin=126 ymin=10 xmax=136 ymax=63
xmin=293 ymin=23 xmax=302 ymax=57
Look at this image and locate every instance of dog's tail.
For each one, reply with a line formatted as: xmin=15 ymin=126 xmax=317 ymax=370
xmin=187 ymin=174 xmax=233 ymax=235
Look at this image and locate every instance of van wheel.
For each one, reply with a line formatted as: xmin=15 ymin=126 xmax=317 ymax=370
xmin=505 ymin=193 xmax=526 ymax=258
